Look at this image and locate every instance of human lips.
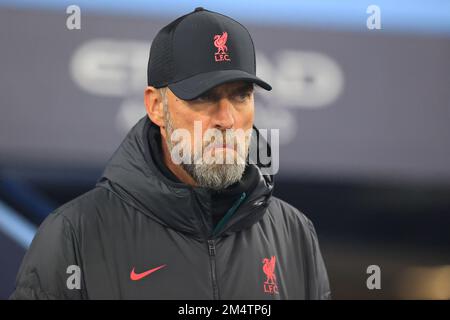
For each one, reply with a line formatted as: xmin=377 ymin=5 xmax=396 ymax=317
xmin=204 ymin=142 xmax=236 ymax=153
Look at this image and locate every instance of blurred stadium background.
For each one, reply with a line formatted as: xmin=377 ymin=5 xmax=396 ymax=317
xmin=1 ymin=0 xmax=450 ymax=299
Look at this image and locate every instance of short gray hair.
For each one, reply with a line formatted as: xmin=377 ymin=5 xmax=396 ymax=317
xmin=158 ymin=87 xmax=168 ymax=112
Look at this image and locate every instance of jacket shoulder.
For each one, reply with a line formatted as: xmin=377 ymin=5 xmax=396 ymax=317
xmin=52 ymin=186 xmax=118 ymax=227
xmin=267 ymin=196 xmax=316 ymax=232
xmin=10 ymin=187 xmax=116 ymax=299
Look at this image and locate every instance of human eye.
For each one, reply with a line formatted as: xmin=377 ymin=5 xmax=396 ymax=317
xmin=190 ymin=92 xmax=213 ymax=104
xmin=234 ymin=90 xmax=252 ymax=102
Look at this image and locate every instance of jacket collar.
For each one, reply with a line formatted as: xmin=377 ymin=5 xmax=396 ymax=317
xmin=96 ymin=116 xmax=274 ymax=241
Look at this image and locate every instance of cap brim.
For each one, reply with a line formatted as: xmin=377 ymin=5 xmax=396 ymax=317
xmin=168 ymin=70 xmax=272 ymax=100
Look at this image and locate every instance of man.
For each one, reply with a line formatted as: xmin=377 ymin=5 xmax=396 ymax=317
xmin=11 ymin=7 xmax=330 ymax=299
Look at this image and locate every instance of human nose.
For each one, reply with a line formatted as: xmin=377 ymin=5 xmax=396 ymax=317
xmin=212 ymin=98 xmax=235 ymax=130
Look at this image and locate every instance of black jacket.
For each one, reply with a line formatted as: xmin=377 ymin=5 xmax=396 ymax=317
xmin=10 ymin=116 xmax=331 ymax=300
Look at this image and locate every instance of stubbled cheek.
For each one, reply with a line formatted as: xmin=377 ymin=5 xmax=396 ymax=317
xmin=241 ymin=107 xmax=254 ymax=127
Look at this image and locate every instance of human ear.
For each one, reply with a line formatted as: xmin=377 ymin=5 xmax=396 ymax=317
xmin=144 ymin=86 xmax=165 ymax=127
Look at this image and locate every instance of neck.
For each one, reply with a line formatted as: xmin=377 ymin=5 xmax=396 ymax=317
xmin=160 ymin=134 xmax=198 ymax=187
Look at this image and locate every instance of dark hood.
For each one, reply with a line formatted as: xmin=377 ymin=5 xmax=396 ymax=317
xmin=96 ymin=116 xmax=274 ymax=241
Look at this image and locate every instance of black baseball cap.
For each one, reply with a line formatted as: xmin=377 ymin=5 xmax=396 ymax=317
xmin=147 ymin=7 xmax=272 ymax=100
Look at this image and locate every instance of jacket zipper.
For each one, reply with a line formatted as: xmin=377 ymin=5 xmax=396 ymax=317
xmin=212 ymin=192 xmax=247 ymax=237
xmin=205 ymin=192 xmax=247 ymax=299
xmin=207 ymin=239 xmax=219 ymax=300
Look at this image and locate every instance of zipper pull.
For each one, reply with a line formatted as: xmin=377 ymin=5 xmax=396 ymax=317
xmin=208 ymin=239 xmax=216 ymax=256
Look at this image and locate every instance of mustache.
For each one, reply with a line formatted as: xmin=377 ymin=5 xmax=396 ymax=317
xmin=164 ymin=120 xmax=252 ymax=163
xmin=201 ymin=134 xmax=249 ymax=154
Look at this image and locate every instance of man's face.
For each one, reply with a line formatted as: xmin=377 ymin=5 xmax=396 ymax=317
xmin=162 ymin=81 xmax=255 ymax=189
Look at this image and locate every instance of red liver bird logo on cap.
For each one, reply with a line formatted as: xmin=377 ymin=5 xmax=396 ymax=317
xmin=262 ymin=256 xmax=279 ymax=294
xmin=214 ymin=32 xmax=228 ymax=54
xmin=214 ymin=32 xmax=231 ymax=62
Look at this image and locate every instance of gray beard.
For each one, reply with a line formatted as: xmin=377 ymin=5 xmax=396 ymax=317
xmin=180 ymin=160 xmax=246 ymax=190
xmin=163 ymin=106 xmax=247 ymax=190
